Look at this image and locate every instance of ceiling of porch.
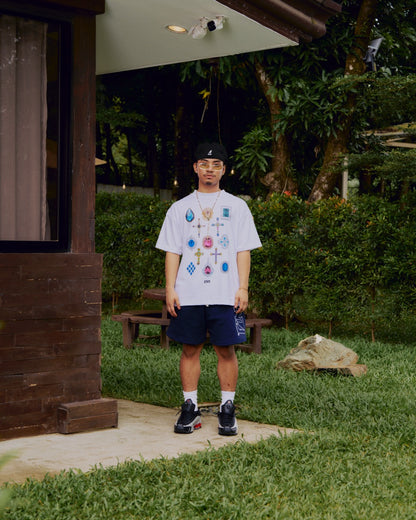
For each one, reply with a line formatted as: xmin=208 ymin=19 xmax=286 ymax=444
xmin=96 ymin=0 xmax=342 ymax=75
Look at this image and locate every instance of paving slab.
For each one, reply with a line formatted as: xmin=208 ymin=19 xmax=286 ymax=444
xmin=0 ymin=399 xmax=298 ymax=485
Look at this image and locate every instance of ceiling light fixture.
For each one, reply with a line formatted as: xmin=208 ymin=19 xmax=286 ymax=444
xmin=188 ymin=16 xmax=225 ymax=40
xmin=166 ymin=24 xmax=187 ymax=34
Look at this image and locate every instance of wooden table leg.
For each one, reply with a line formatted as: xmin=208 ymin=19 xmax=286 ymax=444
xmin=121 ymin=320 xmax=135 ymax=349
xmin=160 ymin=325 xmax=170 ymax=349
xmin=250 ymin=323 xmax=262 ymax=354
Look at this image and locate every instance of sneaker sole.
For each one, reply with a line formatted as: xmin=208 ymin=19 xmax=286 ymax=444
xmin=174 ymin=420 xmax=202 ymax=434
xmin=218 ymin=426 xmax=238 ymax=436
xmin=218 ymin=418 xmax=238 ymax=436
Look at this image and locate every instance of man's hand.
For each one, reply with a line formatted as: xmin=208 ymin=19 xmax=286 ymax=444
xmin=235 ymin=250 xmax=251 ymax=314
xmin=166 ymin=287 xmax=180 ymax=317
xmin=234 ymin=287 xmax=248 ymax=314
xmin=165 ymin=252 xmax=181 ymax=317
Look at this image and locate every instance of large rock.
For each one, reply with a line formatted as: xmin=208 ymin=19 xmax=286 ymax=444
xmin=277 ymin=334 xmax=367 ymax=376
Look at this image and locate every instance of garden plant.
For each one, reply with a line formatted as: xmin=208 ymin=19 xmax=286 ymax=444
xmin=96 ymin=191 xmax=416 ymax=341
xmin=2 ymin=188 xmax=415 ymax=518
xmin=2 ymin=319 xmax=416 ymax=519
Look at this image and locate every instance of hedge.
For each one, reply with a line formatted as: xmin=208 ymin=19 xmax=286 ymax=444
xmin=96 ymin=192 xmax=416 ymax=338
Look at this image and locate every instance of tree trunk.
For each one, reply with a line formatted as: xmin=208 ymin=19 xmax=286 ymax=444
xmin=147 ymin=130 xmax=160 ymax=197
xmin=254 ymin=60 xmax=297 ymax=196
xmin=174 ymin=81 xmax=193 ymax=200
xmin=104 ymin=122 xmax=120 ymax=185
xmin=308 ymin=0 xmax=378 ymax=203
xmin=125 ymin=128 xmax=133 ymax=185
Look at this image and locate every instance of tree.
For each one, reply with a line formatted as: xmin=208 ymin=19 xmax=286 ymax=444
xmin=96 ymin=68 xmax=178 ymax=192
xmin=308 ymin=0 xmax=378 ymax=202
xmin=96 ymin=1 xmax=416 ymax=200
xmin=253 ymin=60 xmax=295 ymax=195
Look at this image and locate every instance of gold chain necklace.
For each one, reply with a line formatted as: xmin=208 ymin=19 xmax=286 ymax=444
xmin=195 ymin=190 xmax=221 ymax=221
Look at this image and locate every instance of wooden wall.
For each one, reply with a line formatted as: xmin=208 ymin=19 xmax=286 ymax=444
xmin=0 ymin=0 xmax=116 ymax=439
xmin=0 ymin=253 xmax=103 ymax=439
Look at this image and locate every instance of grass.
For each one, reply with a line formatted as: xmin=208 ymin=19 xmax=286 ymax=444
xmin=3 ymin=317 xmax=416 ymax=519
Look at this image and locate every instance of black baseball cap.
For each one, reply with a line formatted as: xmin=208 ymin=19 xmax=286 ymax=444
xmin=194 ymin=142 xmax=228 ymax=163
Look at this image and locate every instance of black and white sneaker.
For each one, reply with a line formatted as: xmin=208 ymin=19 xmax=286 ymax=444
xmin=218 ymin=400 xmax=238 ymax=436
xmin=174 ymin=399 xmax=202 ymax=434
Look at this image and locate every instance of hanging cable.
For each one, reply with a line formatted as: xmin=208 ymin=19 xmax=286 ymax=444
xmin=200 ymin=69 xmax=212 ymax=123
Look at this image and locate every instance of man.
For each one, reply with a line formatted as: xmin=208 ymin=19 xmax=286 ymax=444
xmin=156 ymin=142 xmax=261 ymax=435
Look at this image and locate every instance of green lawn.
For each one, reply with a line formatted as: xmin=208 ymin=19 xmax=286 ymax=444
xmin=3 ymin=318 xmax=416 ymax=519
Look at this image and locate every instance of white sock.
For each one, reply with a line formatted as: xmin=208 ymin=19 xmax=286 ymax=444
xmin=183 ymin=390 xmax=198 ymax=410
xmin=221 ymin=391 xmax=235 ymax=407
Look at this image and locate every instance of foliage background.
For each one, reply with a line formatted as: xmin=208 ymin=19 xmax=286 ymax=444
xmin=96 ymin=191 xmax=416 ymax=339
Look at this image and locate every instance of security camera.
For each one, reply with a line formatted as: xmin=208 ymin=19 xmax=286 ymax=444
xmin=208 ymin=16 xmax=225 ymax=32
xmin=189 ymin=16 xmax=225 ymax=39
xmin=207 ymin=20 xmax=216 ymax=32
xmin=364 ymin=37 xmax=383 ymax=71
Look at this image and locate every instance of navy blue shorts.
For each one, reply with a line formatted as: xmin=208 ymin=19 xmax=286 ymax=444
xmin=167 ymin=305 xmax=247 ymax=346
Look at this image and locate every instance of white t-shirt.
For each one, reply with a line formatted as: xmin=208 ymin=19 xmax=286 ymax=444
xmin=156 ymin=190 xmax=262 ymax=306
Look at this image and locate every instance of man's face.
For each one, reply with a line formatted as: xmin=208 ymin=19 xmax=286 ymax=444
xmin=194 ymin=158 xmax=225 ymax=188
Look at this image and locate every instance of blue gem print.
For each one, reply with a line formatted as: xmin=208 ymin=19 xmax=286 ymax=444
xmin=187 ymin=262 xmax=196 ymax=275
xmin=187 ymin=237 xmax=196 ymax=249
xmin=221 ymin=262 xmax=229 ymax=273
xmin=185 ymin=208 xmax=195 ymax=222
xmin=219 ymin=235 xmax=229 ymax=249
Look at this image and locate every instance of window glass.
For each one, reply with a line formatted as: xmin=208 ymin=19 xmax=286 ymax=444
xmin=0 ymin=13 xmax=69 ymax=250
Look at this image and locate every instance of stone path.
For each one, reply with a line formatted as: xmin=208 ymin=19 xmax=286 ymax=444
xmin=0 ymin=400 xmax=298 ymax=485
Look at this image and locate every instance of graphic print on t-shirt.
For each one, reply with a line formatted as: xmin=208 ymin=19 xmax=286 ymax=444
xmin=194 ymin=248 xmax=204 ymax=265
xmin=211 ymin=218 xmax=224 ymax=236
xmin=155 ymin=190 xmax=262 ymax=305
xmin=187 ymin=262 xmax=196 ymax=275
xmin=185 ymin=208 xmax=195 ymax=222
xmin=210 ymin=248 xmax=222 ymax=264
xmin=203 ymin=263 xmax=214 ymax=277
xmin=183 ymin=199 xmax=232 ymax=279
xmin=202 ymin=235 xmax=214 ymax=249
xmin=192 ymin=218 xmax=203 ymax=237
xmin=219 ymin=234 xmax=229 ymax=249
xmin=187 ymin=236 xmax=197 ymax=249
xmin=221 ymin=206 xmax=231 ymax=220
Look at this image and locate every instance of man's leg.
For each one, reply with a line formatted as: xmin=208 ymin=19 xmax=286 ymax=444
xmin=180 ymin=343 xmax=204 ymax=391
xmin=213 ymin=344 xmax=238 ymax=391
xmin=174 ymin=343 xmax=204 ymax=434
xmin=214 ymin=345 xmax=239 ymax=436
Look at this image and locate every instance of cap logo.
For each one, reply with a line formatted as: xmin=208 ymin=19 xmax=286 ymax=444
xmin=208 ymin=149 xmax=213 ymax=155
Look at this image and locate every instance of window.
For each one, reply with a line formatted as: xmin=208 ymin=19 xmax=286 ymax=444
xmin=0 ymin=11 xmax=70 ymax=251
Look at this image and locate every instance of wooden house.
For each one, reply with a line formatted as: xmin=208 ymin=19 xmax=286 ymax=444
xmin=0 ymin=0 xmax=341 ymax=439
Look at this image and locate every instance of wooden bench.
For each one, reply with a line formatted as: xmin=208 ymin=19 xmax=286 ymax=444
xmin=238 ymin=317 xmax=273 ymax=354
xmin=112 ymin=311 xmax=272 ymax=353
xmin=112 ymin=310 xmax=171 ymax=349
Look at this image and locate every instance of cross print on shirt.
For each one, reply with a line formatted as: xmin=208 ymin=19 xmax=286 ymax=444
xmin=210 ymin=248 xmax=222 ymax=264
xmin=211 ymin=218 xmax=224 ymax=236
xmin=194 ymin=248 xmax=204 ymax=265
xmin=192 ymin=218 xmax=204 ymax=237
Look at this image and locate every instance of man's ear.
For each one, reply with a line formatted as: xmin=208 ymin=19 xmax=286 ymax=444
xmin=193 ymin=162 xmax=198 ymax=174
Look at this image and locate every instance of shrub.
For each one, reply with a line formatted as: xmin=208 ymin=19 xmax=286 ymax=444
xmin=96 ymin=192 xmax=416 ymax=338
xmin=95 ymin=193 xmax=170 ymax=303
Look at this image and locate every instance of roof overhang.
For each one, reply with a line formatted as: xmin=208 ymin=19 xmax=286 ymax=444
xmin=96 ymin=0 xmax=342 ymax=75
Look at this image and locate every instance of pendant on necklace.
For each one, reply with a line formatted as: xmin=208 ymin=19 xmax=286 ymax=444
xmin=201 ymin=207 xmax=213 ymax=221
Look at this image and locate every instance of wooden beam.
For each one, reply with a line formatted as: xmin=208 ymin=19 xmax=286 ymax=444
xmin=0 ymin=0 xmax=105 ymax=16
xmin=71 ymin=14 xmax=97 ymax=253
xmin=216 ymin=0 xmax=342 ymax=43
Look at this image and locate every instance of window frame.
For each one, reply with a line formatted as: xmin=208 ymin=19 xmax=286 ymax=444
xmin=0 ymin=6 xmax=72 ymax=253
